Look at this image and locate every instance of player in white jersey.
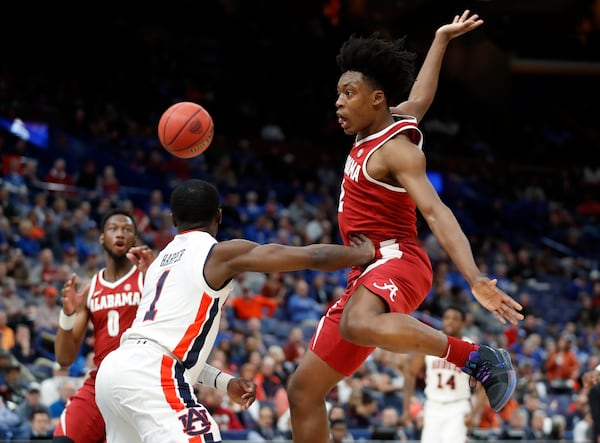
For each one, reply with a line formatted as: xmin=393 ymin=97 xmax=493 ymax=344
xmin=95 ymin=179 xmax=375 ymax=443
xmin=402 ymin=306 xmax=486 ymax=443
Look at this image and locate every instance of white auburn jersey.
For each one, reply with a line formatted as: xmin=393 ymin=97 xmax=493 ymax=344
xmin=424 ymin=336 xmax=474 ymax=403
xmin=122 ymin=230 xmax=232 ymax=384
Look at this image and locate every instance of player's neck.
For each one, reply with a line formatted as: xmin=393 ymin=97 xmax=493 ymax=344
xmin=104 ymin=260 xmax=134 ymax=282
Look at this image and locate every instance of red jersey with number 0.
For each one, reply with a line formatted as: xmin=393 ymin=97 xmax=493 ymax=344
xmin=86 ymin=265 xmax=143 ymax=378
xmin=337 ymin=117 xmax=423 ymax=246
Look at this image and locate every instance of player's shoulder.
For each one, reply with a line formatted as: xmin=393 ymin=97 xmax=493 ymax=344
xmin=391 ymin=114 xmax=418 ymax=125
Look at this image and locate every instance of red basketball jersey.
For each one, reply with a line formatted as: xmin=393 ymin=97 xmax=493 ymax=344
xmin=86 ymin=265 xmax=143 ymax=377
xmin=337 ymin=117 xmax=423 ymax=247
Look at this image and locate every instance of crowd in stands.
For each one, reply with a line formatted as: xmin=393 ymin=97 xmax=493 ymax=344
xmin=0 ymin=1 xmax=599 ymax=441
xmin=0 ymin=121 xmax=599 ymax=440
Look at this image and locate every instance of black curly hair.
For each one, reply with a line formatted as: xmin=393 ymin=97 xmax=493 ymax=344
xmin=170 ymin=179 xmax=220 ymax=230
xmin=336 ymin=33 xmax=417 ymax=106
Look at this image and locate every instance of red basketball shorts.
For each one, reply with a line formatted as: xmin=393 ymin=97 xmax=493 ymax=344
xmin=309 ymin=242 xmax=432 ymax=376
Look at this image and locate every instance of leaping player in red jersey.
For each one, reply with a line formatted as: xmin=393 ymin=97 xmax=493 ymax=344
xmin=287 ymin=11 xmax=524 ymax=443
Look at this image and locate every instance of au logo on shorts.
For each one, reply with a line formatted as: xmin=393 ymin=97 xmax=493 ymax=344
xmin=179 ymin=408 xmax=211 ymax=436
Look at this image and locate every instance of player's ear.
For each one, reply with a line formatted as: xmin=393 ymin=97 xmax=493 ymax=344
xmin=217 ymin=208 xmax=222 ymax=225
xmin=373 ymin=89 xmax=385 ymax=106
xmin=99 ymin=233 xmax=104 ymax=246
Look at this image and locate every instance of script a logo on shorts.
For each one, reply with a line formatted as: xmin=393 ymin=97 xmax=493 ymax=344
xmin=372 ymin=279 xmax=398 ymax=302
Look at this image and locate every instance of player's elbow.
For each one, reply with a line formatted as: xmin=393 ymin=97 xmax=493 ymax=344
xmin=55 ymin=354 xmax=75 ymax=368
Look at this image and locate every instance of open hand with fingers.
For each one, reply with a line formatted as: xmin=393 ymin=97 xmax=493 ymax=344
xmin=61 ymin=274 xmax=90 ymax=315
xmin=471 ymin=276 xmax=524 ymax=325
xmin=436 ymin=10 xmax=484 ymax=43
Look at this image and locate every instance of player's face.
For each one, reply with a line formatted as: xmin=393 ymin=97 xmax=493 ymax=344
xmin=100 ymin=214 xmax=136 ymax=259
xmin=441 ymin=309 xmax=464 ymax=338
xmin=336 ymin=71 xmax=377 ymax=135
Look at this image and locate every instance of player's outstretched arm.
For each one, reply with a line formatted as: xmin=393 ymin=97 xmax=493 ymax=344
xmin=391 ymin=10 xmax=484 ymax=122
xmin=206 ymin=234 xmax=375 ymax=289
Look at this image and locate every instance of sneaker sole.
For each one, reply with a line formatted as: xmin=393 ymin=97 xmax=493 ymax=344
xmin=492 ymin=349 xmax=517 ymax=412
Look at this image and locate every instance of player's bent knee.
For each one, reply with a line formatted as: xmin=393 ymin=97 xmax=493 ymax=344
xmin=339 ymin=317 xmax=368 ymax=345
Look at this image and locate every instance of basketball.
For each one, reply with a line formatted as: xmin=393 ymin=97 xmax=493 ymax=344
xmin=158 ymin=101 xmax=214 ymax=158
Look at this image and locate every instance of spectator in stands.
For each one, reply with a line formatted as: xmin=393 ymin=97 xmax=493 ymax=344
xmin=47 ymin=215 xmax=76 ymax=261
xmin=231 ymin=284 xmax=279 ymax=321
xmin=99 ymin=164 xmax=120 ymax=200
xmin=0 ymin=395 xmax=22 ymax=440
xmin=0 ymin=360 xmax=28 ymax=409
xmin=283 ymin=326 xmax=307 ymax=365
xmin=74 ymin=159 xmax=99 ymax=200
xmin=44 ymin=158 xmax=75 ymax=196
xmin=528 ymin=408 xmax=550 ymax=440
xmin=150 ymin=212 xmax=176 ymax=250
xmin=548 ymin=413 xmax=568 ymax=441
xmin=247 ymin=404 xmax=286 ymax=441
xmin=7 ymin=248 xmax=30 ymax=290
xmin=30 ymin=248 xmax=60 ymax=288
xmin=329 ymin=418 xmax=354 ymax=443
xmin=344 ymin=389 xmax=378 ymax=429
xmin=261 ymin=272 xmax=286 ymax=303
xmin=266 ymin=345 xmax=295 ymax=390
xmin=26 ymin=408 xmax=53 ymax=440
xmin=22 ymin=159 xmax=41 ymax=191
xmin=286 ymin=278 xmax=323 ymax=326
xmin=48 ymin=378 xmax=77 ymax=429
xmin=287 ymin=192 xmax=317 ymax=230
xmin=0 ymin=268 xmax=25 ymax=323
xmin=239 ymin=191 xmax=263 ymax=225
xmin=370 ymin=406 xmax=409 ymax=441
xmin=10 ymin=324 xmax=40 ymax=369
xmin=74 ymin=221 xmax=103 ymax=261
xmin=15 ymin=382 xmax=49 ymax=438
xmin=498 ymin=407 xmax=532 ymax=440
xmin=76 ymin=251 xmax=101 ymax=280
xmin=0 ymin=311 xmax=15 ymax=352
xmin=583 ymin=366 xmax=600 ymax=443
xmin=33 ymin=286 xmax=61 ymax=333
xmin=15 ymin=219 xmax=42 ymax=259
xmin=308 ymin=272 xmax=331 ymax=306
xmin=2 ymin=157 xmax=26 ymax=200
xmin=573 ymin=410 xmax=593 ymax=443
xmin=244 ymin=214 xmax=276 ymax=244
xmin=546 ymin=333 xmax=580 ymax=393
xmin=61 ymin=246 xmax=82 ymax=277
xmin=255 ymin=355 xmax=284 ymax=401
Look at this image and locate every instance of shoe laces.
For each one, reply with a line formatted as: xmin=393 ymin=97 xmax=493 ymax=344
xmin=466 ymin=354 xmax=491 ymax=387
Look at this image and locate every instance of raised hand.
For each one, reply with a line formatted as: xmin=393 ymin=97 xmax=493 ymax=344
xmin=436 ymin=10 xmax=484 ymax=42
xmin=61 ymin=274 xmax=90 ymax=315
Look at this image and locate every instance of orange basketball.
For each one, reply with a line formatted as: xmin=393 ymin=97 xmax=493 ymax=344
xmin=157 ymin=101 xmax=214 ymax=158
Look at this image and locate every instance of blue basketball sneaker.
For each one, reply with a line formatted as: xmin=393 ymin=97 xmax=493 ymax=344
xmin=462 ymin=344 xmax=516 ymax=412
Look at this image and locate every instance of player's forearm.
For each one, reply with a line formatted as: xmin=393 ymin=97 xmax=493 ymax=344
xmin=54 ymin=329 xmax=82 ymax=367
xmin=307 ymin=244 xmax=374 ymax=271
xmin=402 ymin=35 xmax=451 ymax=121
xmin=426 ymin=208 xmax=482 ymax=286
xmin=198 ymin=364 xmax=234 ymax=393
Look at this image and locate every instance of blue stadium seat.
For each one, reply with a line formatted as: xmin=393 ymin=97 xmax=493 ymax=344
xmin=220 ymin=429 xmax=249 ymax=441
